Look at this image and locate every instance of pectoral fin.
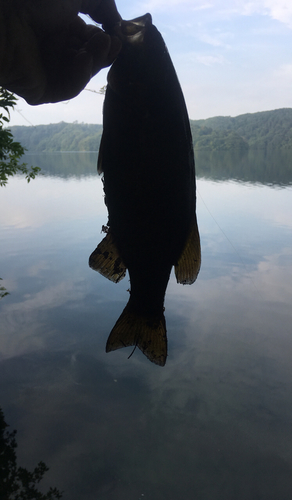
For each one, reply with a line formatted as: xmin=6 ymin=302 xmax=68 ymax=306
xmin=89 ymin=232 xmax=127 ymax=283
xmin=106 ymin=304 xmax=167 ymax=367
xmin=175 ymin=215 xmax=201 ymax=285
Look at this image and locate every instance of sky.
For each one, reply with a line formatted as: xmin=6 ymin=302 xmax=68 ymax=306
xmin=9 ymin=0 xmax=292 ymax=126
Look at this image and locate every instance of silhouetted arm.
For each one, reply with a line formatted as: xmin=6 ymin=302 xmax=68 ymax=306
xmin=0 ymin=0 xmax=121 ymax=104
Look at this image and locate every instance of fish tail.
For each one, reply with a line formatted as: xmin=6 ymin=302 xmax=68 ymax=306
xmin=106 ymin=303 xmax=167 ymax=366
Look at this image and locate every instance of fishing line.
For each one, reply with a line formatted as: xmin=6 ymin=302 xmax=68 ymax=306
xmin=128 ymin=345 xmax=137 ymax=359
xmin=16 ymin=108 xmax=36 ymax=127
xmin=197 ymin=186 xmax=242 ymax=258
xmin=197 ymin=185 xmax=264 ymax=299
xmin=85 ymin=87 xmax=107 ymax=95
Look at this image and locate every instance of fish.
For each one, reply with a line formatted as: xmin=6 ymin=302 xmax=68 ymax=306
xmin=89 ymin=13 xmax=201 ymax=366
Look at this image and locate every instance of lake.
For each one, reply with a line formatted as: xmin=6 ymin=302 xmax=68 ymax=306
xmin=1 ymin=150 xmax=292 ymax=499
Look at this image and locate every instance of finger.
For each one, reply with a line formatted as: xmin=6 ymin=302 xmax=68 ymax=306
xmin=81 ymin=0 xmax=121 ymax=30
xmin=85 ymin=31 xmax=122 ymax=74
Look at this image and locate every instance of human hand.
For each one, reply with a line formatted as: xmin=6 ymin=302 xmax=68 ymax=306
xmin=0 ymin=0 xmax=122 ymax=104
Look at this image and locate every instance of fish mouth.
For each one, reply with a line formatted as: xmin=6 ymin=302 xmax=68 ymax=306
xmin=121 ymin=14 xmax=152 ymax=34
xmin=106 ymin=12 xmax=155 ymax=97
xmin=112 ymin=13 xmax=152 ymax=40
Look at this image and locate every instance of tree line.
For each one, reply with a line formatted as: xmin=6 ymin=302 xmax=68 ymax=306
xmin=9 ymin=122 xmax=103 ymax=153
xmin=9 ymin=108 xmax=292 ymax=152
xmin=190 ymin=108 xmax=292 ymax=150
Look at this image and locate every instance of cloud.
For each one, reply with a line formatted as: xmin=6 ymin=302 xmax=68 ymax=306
xmin=192 ymin=2 xmax=214 ymax=11
xmin=274 ymin=63 xmax=292 ymax=82
xmin=195 ymin=54 xmax=227 ymax=66
xmin=197 ymin=32 xmax=232 ymax=48
xmin=140 ymin=0 xmax=193 ymax=10
xmin=0 ymin=279 xmax=87 ymax=359
xmin=0 ymin=176 xmax=105 ymax=229
xmin=261 ymin=0 xmax=292 ymax=28
xmin=140 ymin=0 xmax=292 ymax=28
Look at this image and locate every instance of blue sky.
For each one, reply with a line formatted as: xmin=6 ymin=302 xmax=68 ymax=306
xmin=9 ymin=0 xmax=292 ymax=126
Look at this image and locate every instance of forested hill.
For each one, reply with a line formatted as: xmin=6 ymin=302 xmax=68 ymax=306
xmin=10 ymin=122 xmax=103 ymax=152
xmin=190 ymin=108 xmax=292 ymax=150
xmin=10 ymin=108 xmax=292 ymax=151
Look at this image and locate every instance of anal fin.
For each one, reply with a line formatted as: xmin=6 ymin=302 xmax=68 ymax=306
xmin=106 ymin=305 xmax=167 ymax=367
xmin=175 ymin=214 xmax=201 ymax=285
xmin=89 ymin=232 xmax=127 ymax=283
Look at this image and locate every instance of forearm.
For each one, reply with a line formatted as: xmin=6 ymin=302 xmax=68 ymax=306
xmin=0 ymin=4 xmax=45 ymax=103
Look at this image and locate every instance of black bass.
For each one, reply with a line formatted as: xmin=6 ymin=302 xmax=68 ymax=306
xmin=89 ymin=14 xmax=201 ymax=366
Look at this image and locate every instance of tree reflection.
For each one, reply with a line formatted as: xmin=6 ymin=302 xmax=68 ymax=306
xmin=195 ymin=149 xmax=292 ymax=185
xmin=21 ymin=149 xmax=292 ymax=186
xmin=0 ymin=279 xmax=8 ymax=300
xmin=0 ymin=408 xmax=62 ymax=499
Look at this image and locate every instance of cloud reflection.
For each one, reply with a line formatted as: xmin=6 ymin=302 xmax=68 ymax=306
xmin=1 ymin=155 xmax=292 ymax=498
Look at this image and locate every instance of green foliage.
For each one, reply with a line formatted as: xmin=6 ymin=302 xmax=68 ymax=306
xmin=9 ymin=108 xmax=292 ymax=152
xmin=190 ymin=124 xmax=248 ymax=151
xmin=190 ymin=108 xmax=292 ymax=150
xmin=10 ymin=122 xmax=103 ymax=152
xmin=0 ymin=88 xmax=41 ymax=186
xmin=0 ymin=408 xmax=63 ymax=500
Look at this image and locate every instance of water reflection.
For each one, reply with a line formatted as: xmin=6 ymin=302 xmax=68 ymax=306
xmin=0 ymin=152 xmax=292 ymax=499
xmin=0 ymin=407 xmax=63 ymax=499
xmin=23 ymin=151 xmax=99 ymax=178
xmin=23 ymin=148 xmax=292 ymax=185
xmin=0 ymin=278 xmax=9 ymax=300
xmin=196 ymin=149 xmax=292 ymax=185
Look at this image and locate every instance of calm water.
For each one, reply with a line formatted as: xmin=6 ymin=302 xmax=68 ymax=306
xmin=1 ymin=151 xmax=292 ymax=499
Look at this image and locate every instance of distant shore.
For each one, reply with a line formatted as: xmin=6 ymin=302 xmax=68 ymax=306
xmin=10 ymin=108 xmax=292 ymax=152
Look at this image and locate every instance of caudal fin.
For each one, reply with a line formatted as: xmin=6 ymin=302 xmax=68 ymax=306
xmin=106 ymin=305 xmax=167 ymax=366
